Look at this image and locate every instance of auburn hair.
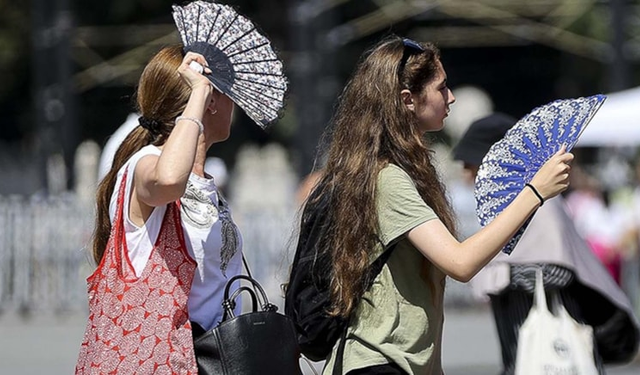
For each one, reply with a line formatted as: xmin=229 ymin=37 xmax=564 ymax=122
xmin=91 ymin=45 xmax=191 ymax=265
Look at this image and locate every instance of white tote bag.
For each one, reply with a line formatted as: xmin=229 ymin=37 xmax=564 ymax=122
xmin=514 ymin=269 xmax=598 ymax=375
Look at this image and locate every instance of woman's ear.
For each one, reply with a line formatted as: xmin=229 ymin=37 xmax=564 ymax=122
xmin=400 ymin=89 xmax=414 ymax=112
xmin=208 ymin=97 xmax=218 ymax=115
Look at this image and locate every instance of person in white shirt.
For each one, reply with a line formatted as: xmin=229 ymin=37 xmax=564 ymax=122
xmin=77 ymin=46 xmax=243 ymax=374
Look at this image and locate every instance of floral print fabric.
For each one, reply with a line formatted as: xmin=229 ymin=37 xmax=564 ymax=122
xmin=76 ymin=172 xmax=198 ymax=374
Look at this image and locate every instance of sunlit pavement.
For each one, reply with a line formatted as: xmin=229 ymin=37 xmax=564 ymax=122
xmin=0 ymin=308 xmax=637 ymax=374
xmin=442 ymin=307 xmax=640 ymax=375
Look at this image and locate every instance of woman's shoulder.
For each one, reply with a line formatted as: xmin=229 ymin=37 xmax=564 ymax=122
xmin=378 ymin=163 xmax=413 ymax=185
xmin=118 ymin=145 xmax=161 ymax=175
xmin=132 ymin=144 xmax=161 ymax=161
xmin=377 ymin=164 xmax=422 ymax=202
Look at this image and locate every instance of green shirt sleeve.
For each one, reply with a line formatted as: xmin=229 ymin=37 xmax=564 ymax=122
xmin=376 ymin=164 xmax=438 ymax=247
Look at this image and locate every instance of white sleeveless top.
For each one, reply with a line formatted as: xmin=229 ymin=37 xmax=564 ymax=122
xmin=109 ymin=145 xmax=243 ymax=330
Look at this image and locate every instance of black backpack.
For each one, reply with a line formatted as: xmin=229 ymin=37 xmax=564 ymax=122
xmin=284 ymin=185 xmax=395 ymax=364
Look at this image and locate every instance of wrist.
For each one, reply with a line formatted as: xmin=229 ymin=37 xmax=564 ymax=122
xmin=175 ymin=116 xmax=204 ymax=134
xmin=190 ymin=83 xmax=213 ymax=99
xmin=524 ymin=183 xmax=544 ymax=206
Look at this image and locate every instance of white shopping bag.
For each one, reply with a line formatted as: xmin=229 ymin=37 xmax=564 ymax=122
xmin=514 ymin=269 xmax=598 ymax=375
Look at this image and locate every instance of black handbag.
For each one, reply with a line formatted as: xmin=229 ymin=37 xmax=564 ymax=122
xmin=192 ymin=259 xmax=302 ymax=375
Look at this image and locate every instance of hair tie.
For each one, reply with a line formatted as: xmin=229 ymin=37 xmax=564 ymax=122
xmin=139 ymin=116 xmax=162 ymax=135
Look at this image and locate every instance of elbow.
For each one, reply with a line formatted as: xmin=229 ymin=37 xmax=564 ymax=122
xmin=156 ymin=175 xmax=186 ymax=191
xmin=150 ymin=175 xmax=188 ymax=203
xmin=447 ymin=265 xmax=477 ymax=283
xmin=154 ymin=168 xmax=189 ymax=192
xmin=449 ymin=272 xmax=473 ymax=283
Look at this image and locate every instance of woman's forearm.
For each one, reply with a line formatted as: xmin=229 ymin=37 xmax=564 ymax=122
xmin=154 ymin=85 xmax=212 ymax=186
xmin=459 ymin=187 xmax=541 ymax=273
xmin=139 ymin=84 xmax=213 ymax=206
xmin=409 ymin=186 xmax=541 ymax=282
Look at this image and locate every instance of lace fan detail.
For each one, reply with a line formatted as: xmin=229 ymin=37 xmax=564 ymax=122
xmin=172 ymin=1 xmax=288 ymax=128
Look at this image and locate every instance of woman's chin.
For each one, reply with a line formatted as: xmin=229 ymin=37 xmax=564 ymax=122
xmin=215 ymin=132 xmax=231 ymax=143
xmin=424 ymin=123 xmax=445 ymax=133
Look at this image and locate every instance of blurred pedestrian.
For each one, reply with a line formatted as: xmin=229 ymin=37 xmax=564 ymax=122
xmin=301 ymin=35 xmax=573 ymax=375
xmin=566 ymin=167 xmax=624 ymax=284
xmin=610 ymin=151 xmax=640 ymax=323
xmin=75 ymin=46 xmax=243 ymax=374
xmin=452 ymin=113 xmax=640 ymax=375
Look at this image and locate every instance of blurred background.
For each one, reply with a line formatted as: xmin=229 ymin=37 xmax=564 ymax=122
xmin=1 ymin=0 xmax=640 ymax=373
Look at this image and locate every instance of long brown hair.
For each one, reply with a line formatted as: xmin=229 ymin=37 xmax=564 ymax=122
xmin=91 ymin=45 xmax=191 ymax=265
xmin=317 ymin=36 xmax=457 ymax=318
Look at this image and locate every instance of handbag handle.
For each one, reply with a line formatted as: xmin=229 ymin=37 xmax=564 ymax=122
xmin=223 ymin=274 xmax=278 ymax=315
xmin=223 ymin=286 xmax=259 ymax=319
xmin=534 ymin=268 xmax=549 ymax=312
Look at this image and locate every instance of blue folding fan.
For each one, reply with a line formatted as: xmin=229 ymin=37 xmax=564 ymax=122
xmin=474 ymin=95 xmax=606 ymax=254
xmin=172 ymin=1 xmax=288 ymax=128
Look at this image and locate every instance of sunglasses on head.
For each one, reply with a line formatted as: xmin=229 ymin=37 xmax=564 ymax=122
xmin=402 ymin=38 xmax=425 ymax=52
xmin=399 ymin=38 xmax=425 ymax=76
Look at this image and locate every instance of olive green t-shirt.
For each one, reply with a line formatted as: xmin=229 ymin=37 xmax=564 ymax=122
xmin=323 ymin=164 xmax=444 ymax=375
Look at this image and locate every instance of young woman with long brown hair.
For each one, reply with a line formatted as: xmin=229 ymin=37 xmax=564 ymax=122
xmin=75 ymin=46 xmax=242 ymax=374
xmin=310 ymin=36 xmax=574 ymax=374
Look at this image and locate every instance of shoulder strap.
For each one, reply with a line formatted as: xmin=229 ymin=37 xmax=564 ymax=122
xmin=242 ymin=254 xmax=253 ymax=279
xmin=365 ymin=242 xmax=396 ymax=289
xmin=332 ymin=328 xmax=348 ymax=375
xmin=534 ymin=267 xmax=549 ymax=312
xmin=332 ymin=241 xmax=397 ymax=375
xmin=111 ymin=168 xmax=130 ymax=273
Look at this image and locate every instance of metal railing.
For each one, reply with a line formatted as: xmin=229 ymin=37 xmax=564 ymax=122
xmin=0 ymin=193 xmax=305 ymax=315
xmin=5 ymin=190 xmax=573 ymax=321
xmin=0 ymin=194 xmax=95 ymax=314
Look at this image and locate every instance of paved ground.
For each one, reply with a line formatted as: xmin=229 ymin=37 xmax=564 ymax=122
xmin=440 ymin=307 xmax=640 ymax=375
xmin=0 ymin=307 xmax=637 ymax=374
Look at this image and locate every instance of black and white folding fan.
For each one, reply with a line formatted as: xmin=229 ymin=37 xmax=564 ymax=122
xmin=172 ymin=1 xmax=288 ymax=128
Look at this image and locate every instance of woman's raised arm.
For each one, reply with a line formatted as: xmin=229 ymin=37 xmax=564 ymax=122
xmin=134 ymin=52 xmax=214 ymax=208
xmin=408 ymin=145 xmax=573 ymax=282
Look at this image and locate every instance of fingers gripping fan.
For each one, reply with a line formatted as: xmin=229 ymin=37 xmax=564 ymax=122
xmin=474 ymin=95 xmax=606 ymax=254
xmin=172 ymin=1 xmax=288 ymax=128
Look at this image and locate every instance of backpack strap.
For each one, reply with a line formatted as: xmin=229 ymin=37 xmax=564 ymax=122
xmin=332 ymin=326 xmax=348 ymax=375
xmin=332 ymin=241 xmax=397 ymax=374
xmin=366 ymin=242 xmax=396 ymax=289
